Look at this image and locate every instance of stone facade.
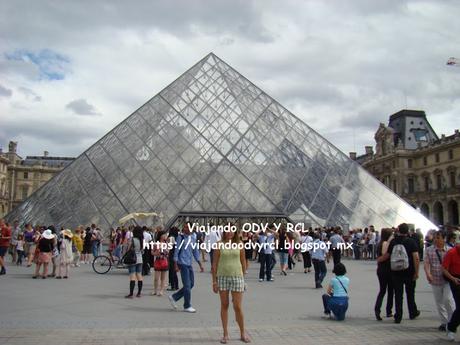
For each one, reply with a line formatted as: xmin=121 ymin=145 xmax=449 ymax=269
xmin=353 ymin=110 xmax=460 ymax=227
xmin=0 ymin=141 xmax=74 ymax=219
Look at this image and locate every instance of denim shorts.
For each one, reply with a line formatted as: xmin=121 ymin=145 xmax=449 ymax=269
xmin=278 ymin=252 xmax=288 ymax=265
xmin=0 ymin=246 xmax=7 ymax=257
xmin=128 ymin=263 xmax=142 ymax=274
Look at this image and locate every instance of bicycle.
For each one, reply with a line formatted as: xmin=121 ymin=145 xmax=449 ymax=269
xmin=92 ymin=249 xmax=128 ymax=274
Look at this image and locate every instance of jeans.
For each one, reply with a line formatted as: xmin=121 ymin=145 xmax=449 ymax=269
xmin=172 ymin=264 xmax=194 ymax=309
xmin=92 ymin=241 xmax=99 ymax=258
xmin=168 ymin=250 xmax=178 ymax=289
xmin=331 ymin=248 xmax=341 ymax=266
xmin=392 ymin=274 xmax=418 ymax=321
xmin=278 ymin=252 xmax=288 ymax=266
xmin=322 ymin=294 xmax=349 ymax=321
xmin=374 ymin=269 xmax=393 ymax=315
xmin=312 ymin=259 xmax=327 ymax=286
xmin=302 ymin=251 xmax=312 ymax=269
xmin=259 ymin=252 xmax=273 ymax=280
xmin=114 ymin=245 xmax=122 ymax=259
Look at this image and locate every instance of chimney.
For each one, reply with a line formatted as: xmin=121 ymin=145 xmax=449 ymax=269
xmin=365 ymin=146 xmax=374 ymax=155
xmin=44 ymin=151 xmax=49 ymax=157
xmin=349 ymin=152 xmax=357 ymax=160
xmin=441 ymin=134 xmax=446 ymax=140
xmin=8 ymin=141 xmax=17 ymax=153
xmin=455 ymin=129 xmax=459 ymax=136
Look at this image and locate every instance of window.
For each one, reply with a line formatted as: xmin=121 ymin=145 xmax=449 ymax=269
xmin=413 ymin=129 xmax=428 ymax=141
xmin=449 ymin=149 xmax=454 ymax=160
xmin=436 ymin=174 xmax=442 ymax=190
xmin=451 ymin=172 xmax=456 ymax=188
xmin=392 ymin=160 xmax=396 ymax=169
xmin=408 ymin=177 xmax=415 ymax=194
xmin=423 ymin=156 xmax=427 ymax=166
xmin=34 ymin=172 xmax=39 ymax=179
xmin=21 ymin=185 xmax=28 ymax=200
xmin=435 ymin=153 xmax=440 ymax=163
xmin=408 ymin=159 xmax=413 ymax=168
xmin=23 ymin=171 xmax=28 ymax=179
xmin=424 ymin=176 xmax=430 ymax=191
xmin=392 ymin=180 xmax=397 ymax=193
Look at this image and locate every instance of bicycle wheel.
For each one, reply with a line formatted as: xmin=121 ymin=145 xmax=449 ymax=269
xmin=92 ymin=255 xmax=112 ymax=274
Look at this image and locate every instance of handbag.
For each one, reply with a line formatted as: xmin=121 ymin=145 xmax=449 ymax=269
xmin=123 ymin=239 xmax=137 ymax=265
xmin=153 ymin=255 xmax=168 ymax=270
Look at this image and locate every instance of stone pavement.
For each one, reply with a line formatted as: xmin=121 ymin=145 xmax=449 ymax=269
xmin=0 ymin=257 xmax=455 ymax=344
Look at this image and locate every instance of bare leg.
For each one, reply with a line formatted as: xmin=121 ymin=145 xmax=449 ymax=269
xmin=232 ymin=291 xmax=250 ymax=342
xmin=219 ymin=290 xmax=230 ymax=343
xmin=34 ymin=263 xmax=41 ymax=277
xmin=153 ymin=271 xmax=160 ymax=295
xmin=43 ymin=263 xmax=49 ymax=277
xmin=159 ymin=271 xmax=167 ymax=295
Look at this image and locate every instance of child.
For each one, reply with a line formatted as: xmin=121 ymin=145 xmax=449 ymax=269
xmin=16 ymin=234 xmax=25 ymax=265
xmin=322 ymin=263 xmax=350 ymax=321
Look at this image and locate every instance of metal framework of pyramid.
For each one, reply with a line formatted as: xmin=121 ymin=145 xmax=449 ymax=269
xmin=6 ymin=53 xmax=436 ymax=232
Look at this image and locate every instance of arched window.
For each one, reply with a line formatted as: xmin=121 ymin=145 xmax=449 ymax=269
xmin=448 ymin=200 xmax=459 ymax=226
xmin=420 ymin=203 xmax=430 ymax=218
xmin=433 ymin=201 xmax=444 ymax=226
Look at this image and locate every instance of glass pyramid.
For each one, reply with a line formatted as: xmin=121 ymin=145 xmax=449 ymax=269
xmin=6 ymin=53 xmax=437 ymax=232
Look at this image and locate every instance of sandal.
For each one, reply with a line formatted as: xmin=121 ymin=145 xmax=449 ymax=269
xmin=240 ymin=334 xmax=251 ymax=343
xmin=220 ymin=336 xmax=229 ymax=344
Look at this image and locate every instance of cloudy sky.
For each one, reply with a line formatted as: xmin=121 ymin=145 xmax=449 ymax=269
xmin=1 ymin=0 xmax=459 ymax=159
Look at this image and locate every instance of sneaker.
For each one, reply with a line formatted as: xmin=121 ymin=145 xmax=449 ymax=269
xmin=269 ymin=278 xmax=274 ymax=281
xmin=439 ymin=324 xmax=447 ymax=332
xmin=409 ymin=310 xmax=420 ymax=320
xmin=447 ymin=331 xmax=455 ymax=341
xmin=259 ymin=279 xmax=263 ymax=282
xmin=184 ymin=307 xmax=196 ymax=313
xmin=168 ymin=295 xmax=177 ymax=310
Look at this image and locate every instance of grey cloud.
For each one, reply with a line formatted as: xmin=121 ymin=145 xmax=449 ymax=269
xmin=18 ymin=87 xmax=41 ymax=102
xmin=0 ymin=0 xmax=273 ymax=45
xmin=66 ymin=99 xmax=100 ymax=116
xmin=0 ymin=116 xmax=103 ymax=157
xmin=0 ymin=84 xmax=12 ymax=97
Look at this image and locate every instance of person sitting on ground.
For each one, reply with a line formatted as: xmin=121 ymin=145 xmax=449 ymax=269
xmin=322 ymin=263 xmax=350 ymax=321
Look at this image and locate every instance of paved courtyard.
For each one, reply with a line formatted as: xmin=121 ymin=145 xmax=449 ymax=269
xmin=0 ymin=257 xmax=455 ymax=344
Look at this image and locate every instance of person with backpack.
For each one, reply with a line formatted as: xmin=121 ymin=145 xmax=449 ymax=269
xmin=442 ymin=236 xmax=460 ymax=341
xmin=382 ymin=223 xmax=420 ymax=323
xmin=322 ymin=263 xmax=350 ymax=321
xmin=424 ymin=231 xmax=454 ymax=332
xmin=168 ymin=224 xmax=204 ymax=313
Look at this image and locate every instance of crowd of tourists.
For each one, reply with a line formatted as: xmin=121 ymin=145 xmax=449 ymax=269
xmin=2 ymin=217 xmax=460 ymax=342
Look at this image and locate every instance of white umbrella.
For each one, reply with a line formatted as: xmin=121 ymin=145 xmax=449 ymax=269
xmin=119 ymin=212 xmax=163 ymax=225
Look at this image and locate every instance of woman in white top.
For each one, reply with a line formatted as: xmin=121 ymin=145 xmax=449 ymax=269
xmin=57 ymin=229 xmax=73 ymax=279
